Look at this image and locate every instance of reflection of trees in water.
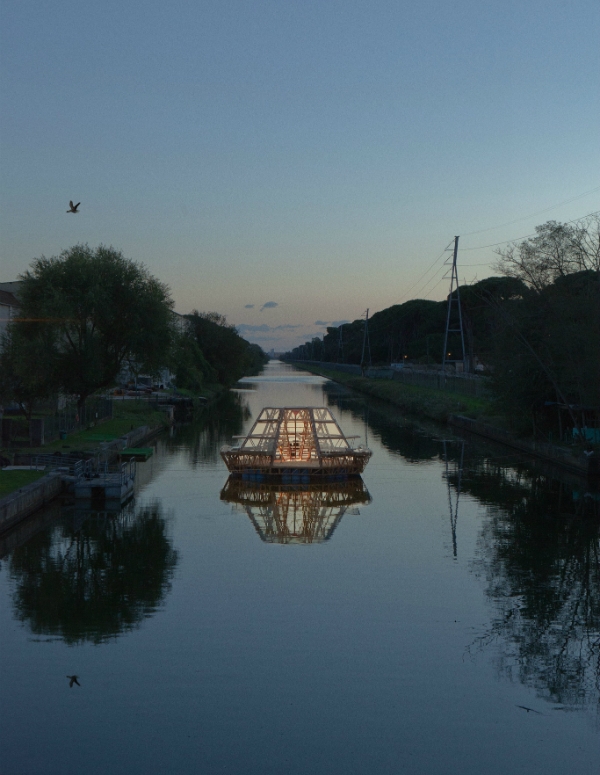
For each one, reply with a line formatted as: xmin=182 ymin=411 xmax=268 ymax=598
xmin=221 ymin=477 xmax=371 ymax=544
xmin=465 ymin=461 xmax=600 ymax=712
xmin=167 ymin=391 xmax=250 ymax=465
xmin=326 ymin=379 xmax=600 ymax=710
xmin=9 ymin=500 xmax=178 ymax=645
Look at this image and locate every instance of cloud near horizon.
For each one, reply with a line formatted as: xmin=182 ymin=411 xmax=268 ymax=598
xmin=260 ymin=301 xmax=278 ymax=312
xmin=236 ymin=323 xmax=301 ymax=334
xmin=244 ymin=304 xmax=255 ymax=309
xmin=314 ymin=319 xmax=350 ymax=327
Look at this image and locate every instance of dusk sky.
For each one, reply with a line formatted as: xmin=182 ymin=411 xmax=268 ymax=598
xmin=1 ymin=0 xmax=598 ymax=351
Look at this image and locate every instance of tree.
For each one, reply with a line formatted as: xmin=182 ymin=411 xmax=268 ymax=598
xmin=493 ymin=215 xmax=600 ymax=292
xmin=481 ymin=216 xmax=600 ymax=435
xmin=0 ymin=323 xmax=59 ymax=420
xmin=17 ymin=244 xmax=174 ymax=411
xmin=170 ymin=329 xmax=217 ymax=393
xmin=186 ymin=311 xmax=267 ymax=384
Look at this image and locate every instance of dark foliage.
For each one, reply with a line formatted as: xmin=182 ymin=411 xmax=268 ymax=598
xmin=185 ymin=311 xmax=268 ymax=385
xmin=16 ymin=244 xmax=174 ymax=409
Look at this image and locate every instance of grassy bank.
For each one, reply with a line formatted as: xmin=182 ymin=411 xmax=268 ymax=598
xmin=299 ymin=364 xmax=594 ymax=476
xmin=300 ymin=365 xmax=496 ymax=424
xmin=0 ymin=400 xmax=173 ymax=461
xmin=0 ymin=470 xmax=46 ymax=498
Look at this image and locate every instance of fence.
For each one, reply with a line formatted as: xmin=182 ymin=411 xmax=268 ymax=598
xmin=30 ymin=454 xmax=84 ymax=477
xmin=41 ymin=397 xmax=114 ymax=443
xmin=1 ymin=397 xmax=114 ymax=447
xmin=388 ymin=368 xmax=489 ymax=399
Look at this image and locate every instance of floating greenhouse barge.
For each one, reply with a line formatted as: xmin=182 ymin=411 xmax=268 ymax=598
xmin=220 ymin=407 xmax=372 ymax=480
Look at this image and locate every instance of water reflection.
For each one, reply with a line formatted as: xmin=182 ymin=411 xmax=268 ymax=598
xmin=325 ymin=376 xmax=600 ymax=713
xmin=323 ymin=381 xmax=443 ymax=462
xmin=9 ymin=500 xmax=178 ymax=644
xmin=463 ymin=462 xmax=600 ymax=712
xmin=221 ymin=477 xmax=371 ymax=544
xmin=167 ymin=390 xmax=250 ymax=465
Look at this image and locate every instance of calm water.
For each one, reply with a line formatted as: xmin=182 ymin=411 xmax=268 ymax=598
xmin=1 ymin=361 xmax=599 ymax=774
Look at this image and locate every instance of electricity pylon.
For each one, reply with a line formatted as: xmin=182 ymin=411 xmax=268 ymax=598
xmin=442 ymin=236 xmax=467 ymax=373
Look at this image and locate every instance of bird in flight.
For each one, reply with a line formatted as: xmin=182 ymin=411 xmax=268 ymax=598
xmin=67 ymin=201 xmax=80 ymax=213
xmin=67 ymin=675 xmax=81 ymax=688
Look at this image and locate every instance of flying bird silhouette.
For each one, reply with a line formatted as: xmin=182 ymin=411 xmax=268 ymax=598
xmin=67 ymin=675 xmax=81 ymax=687
xmin=67 ymin=201 xmax=80 ymax=213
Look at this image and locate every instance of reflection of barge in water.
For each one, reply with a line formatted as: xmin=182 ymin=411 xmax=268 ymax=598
xmin=220 ymin=407 xmax=372 ymax=480
xmin=220 ymin=476 xmax=372 ymax=544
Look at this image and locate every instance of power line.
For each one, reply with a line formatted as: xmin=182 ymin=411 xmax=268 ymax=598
xmin=460 ymin=185 xmax=600 ymax=237
xmin=422 ymin=274 xmax=450 ymax=300
xmin=394 ymin=240 xmax=453 ymax=306
xmin=460 ymin=209 xmax=600 ymax=251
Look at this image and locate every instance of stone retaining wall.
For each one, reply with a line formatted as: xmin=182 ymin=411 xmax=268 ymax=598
xmin=0 ymin=473 xmax=64 ymax=534
xmin=0 ymin=424 xmax=165 ymax=535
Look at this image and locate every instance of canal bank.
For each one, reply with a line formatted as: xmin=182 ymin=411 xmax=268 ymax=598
xmin=294 ymin=362 xmax=594 ymax=479
xmin=0 ymin=385 xmax=240 ymax=532
xmin=0 ymin=422 xmax=166 ymax=534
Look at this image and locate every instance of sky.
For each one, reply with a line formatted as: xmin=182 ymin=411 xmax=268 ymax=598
xmin=1 ymin=0 xmax=599 ymax=352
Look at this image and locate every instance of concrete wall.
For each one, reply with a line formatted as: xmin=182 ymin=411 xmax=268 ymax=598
xmin=0 ymin=473 xmax=64 ymax=534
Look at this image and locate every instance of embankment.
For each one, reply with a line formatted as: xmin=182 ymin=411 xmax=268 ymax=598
xmin=0 ymin=472 xmax=64 ymax=534
xmin=297 ymin=364 xmax=487 ymax=422
xmin=0 ymin=422 xmax=168 ymax=535
xmin=296 ymin=362 xmax=593 ymax=478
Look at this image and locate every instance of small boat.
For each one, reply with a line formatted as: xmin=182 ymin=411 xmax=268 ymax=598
xmin=220 ymin=407 xmax=371 ymax=480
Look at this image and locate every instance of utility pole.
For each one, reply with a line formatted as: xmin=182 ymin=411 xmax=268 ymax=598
xmin=442 ymin=236 xmax=467 ymax=374
xmin=361 ymin=309 xmax=372 ymax=373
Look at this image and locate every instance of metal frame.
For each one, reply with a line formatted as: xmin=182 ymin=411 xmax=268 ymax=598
xmin=221 ymin=407 xmax=372 ymax=478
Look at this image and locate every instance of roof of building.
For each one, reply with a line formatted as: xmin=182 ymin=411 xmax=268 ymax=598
xmin=238 ymin=407 xmax=355 ymax=458
xmin=0 ymin=289 xmax=19 ymax=307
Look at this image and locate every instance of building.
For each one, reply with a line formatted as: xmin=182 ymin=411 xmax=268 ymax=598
xmin=0 ymin=283 xmax=21 ymax=343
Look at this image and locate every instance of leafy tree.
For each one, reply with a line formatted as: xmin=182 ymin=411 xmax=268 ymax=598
xmin=0 ymin=323 xmax=59 ymax=420
xmin=170 ymin=329 xmax=216 ymax=393
xmin=186 ymin=311 xmax=267 ymax=384
xmin=17 ymin=244 xmax=174 ymax=411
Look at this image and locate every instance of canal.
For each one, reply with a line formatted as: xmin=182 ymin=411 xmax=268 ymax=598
xmin=1 ymin=361 xmax=599 ymax=774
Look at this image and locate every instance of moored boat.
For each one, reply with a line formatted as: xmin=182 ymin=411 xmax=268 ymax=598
xmin=220 ymin=407 xmax=371 ymax=480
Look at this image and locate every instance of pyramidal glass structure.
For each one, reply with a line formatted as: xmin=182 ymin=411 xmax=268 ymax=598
xmin=221 ymin=407 xmax=371 ymax=478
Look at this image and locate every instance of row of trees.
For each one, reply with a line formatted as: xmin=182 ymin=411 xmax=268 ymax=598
xmin=0 ymin=244 xmax=267 ymax=418
xmin=285 ymin=216 xmax=600 ymax=436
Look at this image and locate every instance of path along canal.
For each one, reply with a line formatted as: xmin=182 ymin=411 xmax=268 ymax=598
xmin=1 ymin=360 xmax=599 ymax=774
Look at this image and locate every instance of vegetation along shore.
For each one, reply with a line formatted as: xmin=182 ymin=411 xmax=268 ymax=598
xmin=0 ymin=244 xmax=268 ymax=503
xmin=285 ymin=217 xmax=600 ymax=479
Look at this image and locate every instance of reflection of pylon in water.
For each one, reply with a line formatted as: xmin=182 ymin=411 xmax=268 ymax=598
xmin=442 ymin=439 xmax=465 ymax=558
